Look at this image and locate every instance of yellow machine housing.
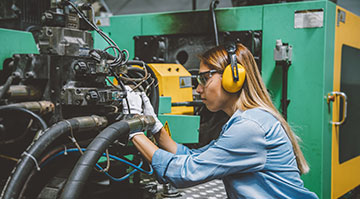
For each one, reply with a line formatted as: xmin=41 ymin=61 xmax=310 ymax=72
xmin=147 ymin=63 xmax=193 ymax=115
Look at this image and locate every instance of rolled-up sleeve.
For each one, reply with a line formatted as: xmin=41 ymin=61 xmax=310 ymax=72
xmin=151 ymin=119 xmax=267 ymax=188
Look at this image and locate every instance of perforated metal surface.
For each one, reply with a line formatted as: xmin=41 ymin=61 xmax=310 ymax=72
xmin=174 ymin=180 xmax=227 ymax=199
xmin=140 ymin=178 xmax=227 ymax=199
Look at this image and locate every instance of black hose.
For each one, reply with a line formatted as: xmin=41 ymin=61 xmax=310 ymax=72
xmin=0 ymin=116 xmax=107 ymax=199
xmin=210 ymin=0 xmax=220 ymax=46
xmin=60 ymin=121 xmax=129 ymax=199
xmin=0 ymin=106 xmax=47 ymax=130
xmin=110 ymin=68 xmax=127 ymax=95
xmin=0 ymin=75 xmax=15 ymax=99
xmin=60 ymin=116 xmax=155 ymax=199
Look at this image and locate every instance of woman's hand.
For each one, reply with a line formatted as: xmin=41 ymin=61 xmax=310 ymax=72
xmin=140 ymin=92 xmax=163 ymax=134
xmin=122 ymin=86 xmax=163 ymax=139
xmin=122 ymin=86 xmax=145 ymax=139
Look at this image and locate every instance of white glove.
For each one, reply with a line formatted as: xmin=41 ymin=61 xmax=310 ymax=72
xmin=122 ymin=86 xmax=142 ymax=115
xmin=123 ymin=86 xmax=144 ymax=139
xmin=140 ymin=92 xmax=163 ymax=134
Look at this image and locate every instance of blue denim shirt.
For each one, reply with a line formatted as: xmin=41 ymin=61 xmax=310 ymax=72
xmin=151 ymin=108 xmax=319 ymax=199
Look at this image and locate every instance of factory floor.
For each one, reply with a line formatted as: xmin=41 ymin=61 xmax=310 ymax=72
xmin=140 ymin=177 xmax=227 ymax=199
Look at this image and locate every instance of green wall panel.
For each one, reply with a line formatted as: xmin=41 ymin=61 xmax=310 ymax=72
xmin=141 ymin=6 xmax=262 ymax=36
xmin=98 ymin=15 xmax=142 ymax=59
xmin=0 ymin=28 xmax=39 ymax=70
xmin=216 ymin=6 xmax=263 ymax=32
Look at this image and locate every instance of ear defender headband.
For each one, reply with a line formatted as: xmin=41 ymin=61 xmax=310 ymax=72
xmin=222 ymin=43 xmax=246 ymax=93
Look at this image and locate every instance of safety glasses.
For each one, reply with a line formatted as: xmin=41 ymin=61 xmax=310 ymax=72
xmin=196 ymin=70 xmax=219 ymax=86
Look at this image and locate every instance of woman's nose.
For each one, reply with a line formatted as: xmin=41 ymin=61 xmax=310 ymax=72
xmin=196 ymin=84 xmax=203 ymax=94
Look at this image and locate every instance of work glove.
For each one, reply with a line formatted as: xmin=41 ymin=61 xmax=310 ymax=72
xmin=140 ymin=92 xmax=163 ymax=135
xmin=122 ymin=86 xmax=143 ymax=115
xmin=122 ymin=86 xmax=163 ymax=138
xmin=122 ymin=86 xmax=144 ymax=140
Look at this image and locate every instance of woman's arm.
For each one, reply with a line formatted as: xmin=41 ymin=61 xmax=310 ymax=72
xmin=153 ymin=127 xmax=177 ymax=153
xmin=131 ymin=127 xmax=177 ymax=162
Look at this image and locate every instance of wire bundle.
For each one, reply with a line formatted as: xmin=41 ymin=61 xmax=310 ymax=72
xmin=41 ymin=148 xmax=153 ymax=182
xmin=66 ymin=1 xmax=129 ymax=67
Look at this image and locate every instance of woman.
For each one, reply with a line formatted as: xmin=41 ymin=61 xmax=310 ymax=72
xmin=129 ymin=43 xmax=318 ymax=199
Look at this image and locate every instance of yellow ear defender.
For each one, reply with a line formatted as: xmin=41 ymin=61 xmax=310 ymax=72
xmin=221 ymin=43 xmax=246 ymax=93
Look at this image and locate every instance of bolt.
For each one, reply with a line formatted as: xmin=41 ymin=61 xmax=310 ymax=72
xmin=46 ymin=29 xmax=53 ymax=36
xmin=25 ymin=71 xmax=35 ymax=79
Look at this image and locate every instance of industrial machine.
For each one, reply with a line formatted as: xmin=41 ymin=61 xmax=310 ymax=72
xmin=94 ymin=0 xmax=360 ymax=198
xmin=0 ymin=0 xmax=173 ymax=198
xmin=1 ymin=0 xmax=360 ymax=198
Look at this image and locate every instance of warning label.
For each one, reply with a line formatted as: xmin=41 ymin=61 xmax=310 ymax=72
xmin=95 ymin=17 xmax=110 ymax=27
xmin=179 ymin=76 xmax=191 ymax=88
xmin=164 ymin=121 xmax=171 ymax=137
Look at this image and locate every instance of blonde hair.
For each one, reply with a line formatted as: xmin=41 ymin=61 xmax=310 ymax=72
xmin=199 ymin=43 xmax=309 ymax=174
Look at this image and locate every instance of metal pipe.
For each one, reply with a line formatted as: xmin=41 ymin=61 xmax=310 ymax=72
xmin=4 ymin=101 xmax=55 ymax=115
xmin=0 ymin=85 xmax=42 ymax=100
xmin=210 ymin=0 xmax=220 ymax=46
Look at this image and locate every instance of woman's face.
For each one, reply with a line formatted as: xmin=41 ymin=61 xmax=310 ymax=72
xmin=196 ymin=61 xmax=235 ymax=114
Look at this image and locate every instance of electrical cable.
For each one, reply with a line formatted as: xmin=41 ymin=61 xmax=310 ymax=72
xmin=66 ymin=1 xmax=129 ymax=65
xmin=103 ymin=45 xmax=122 ymax=66
xmin=50 ymin=150 xmax=141 ymax=182
xmin=105 ymin=77 xmax=121 ymax=91
xmin=145 ymin=76 xmax=156 ymax=93
xmin=125 ymin=69 xmax=151 ymax=92
xmin=0 ymin=154 xmax=19 ymax=162
xmin=40 ymin=148 xmax=153 ymax=178
xmin=98 ymin=149 xmax=110 ymax=173
xmin=108 ymin=68 xmax=130 ymax=116
xmin=118 ymin=61 xmax=149 ymax=82
xmin=0 ymin=106 xmax=47 ymax=131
